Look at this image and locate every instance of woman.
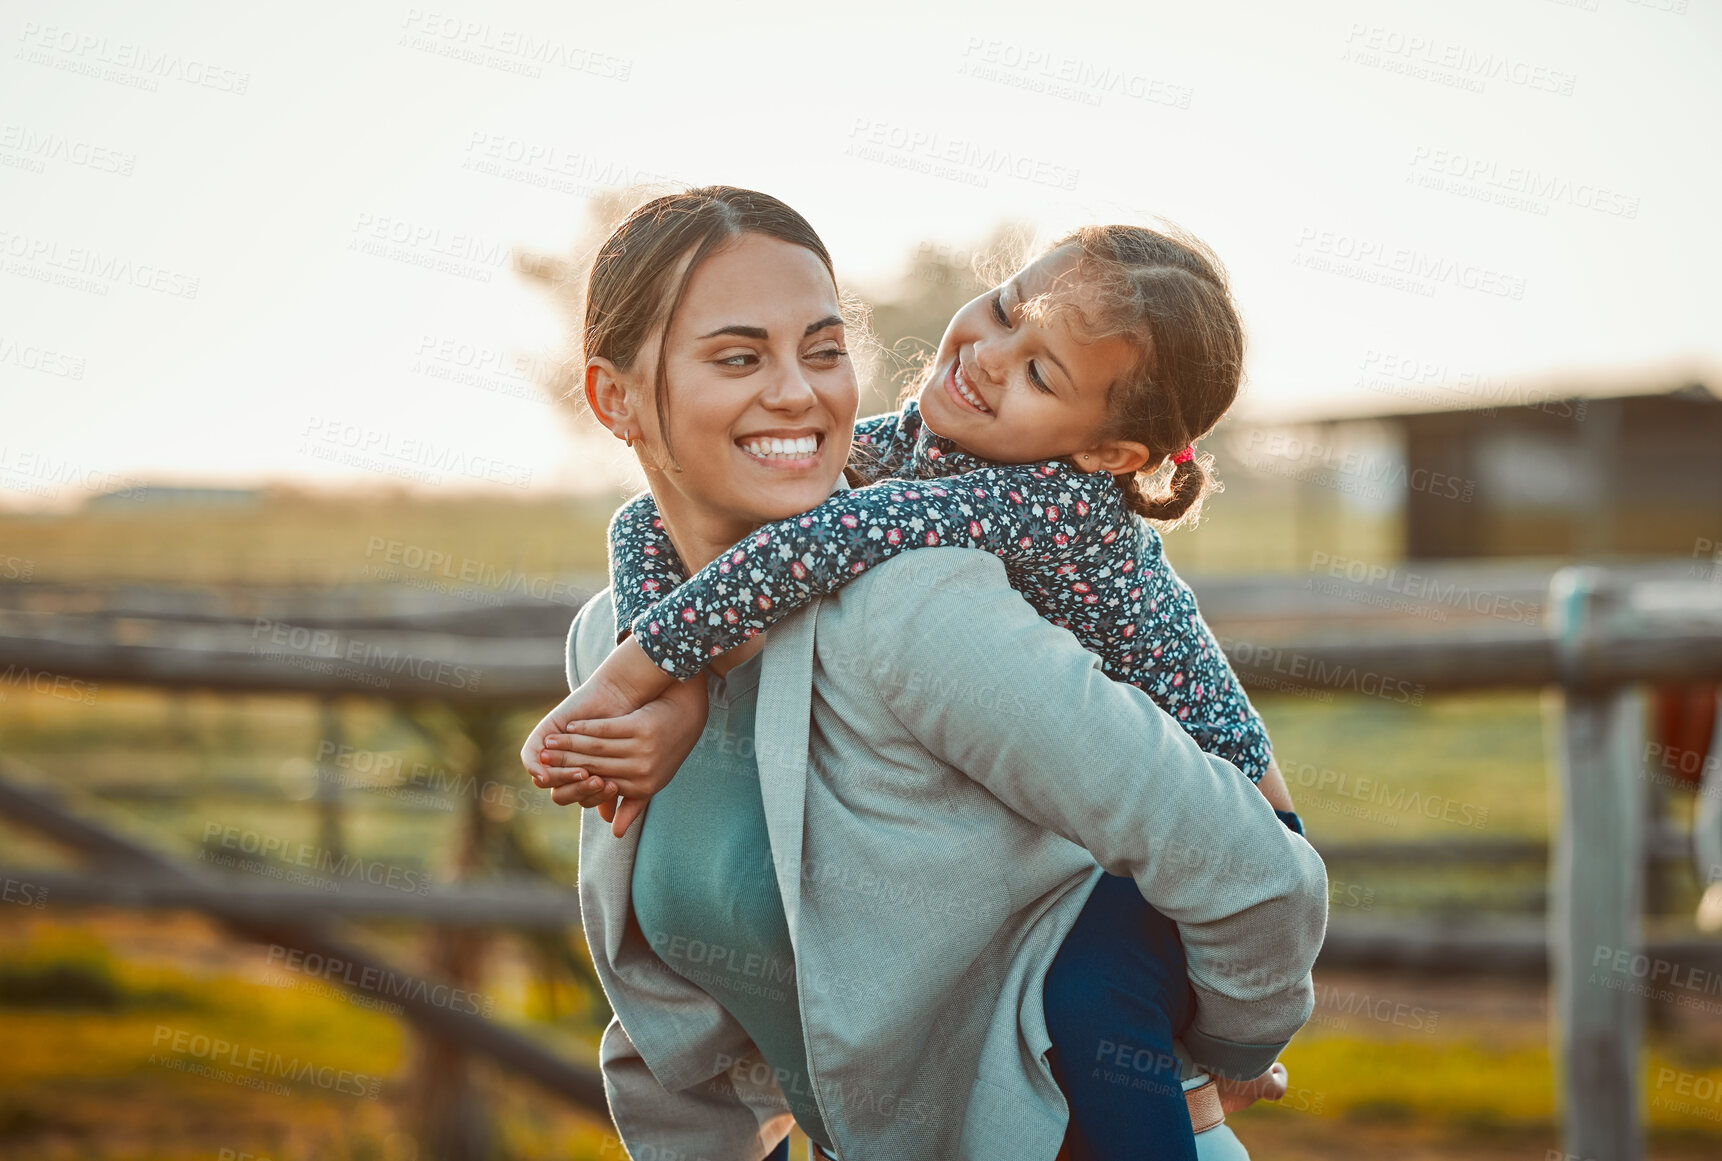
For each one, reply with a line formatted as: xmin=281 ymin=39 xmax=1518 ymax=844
xmin=539 ymin=187 xmax=1326 ymax=1159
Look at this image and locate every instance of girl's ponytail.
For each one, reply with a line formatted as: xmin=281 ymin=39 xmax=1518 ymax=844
xmin=1116 ymin=449 xmax=1218 ymax=529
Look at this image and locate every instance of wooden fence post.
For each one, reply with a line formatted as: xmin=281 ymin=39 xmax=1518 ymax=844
xmin=1696 ymin=696 xmax=1722 ymax=931
xmin=315 ymin=697 xmax=345 ymax=863
xmin=1549 ymin=567 xmax=1646 ymax=1161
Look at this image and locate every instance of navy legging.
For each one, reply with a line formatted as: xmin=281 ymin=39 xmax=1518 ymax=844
xmin=1045 ymin=871 xmax=1197 ymax=1161
xmin=1047 ymin=810 xmax=1303 ymax=1160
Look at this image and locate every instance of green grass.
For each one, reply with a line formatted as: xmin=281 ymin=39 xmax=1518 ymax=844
xmin=1258 ymin=689 xmax=1554 ymax=842
xmin=1232 ymin=1003 xmax=1722 ymax=1153
xmin=6 ymin=920 xmax=1718 ymax=1160
xmin=0 ymin=919 xmax=625 ymax=1161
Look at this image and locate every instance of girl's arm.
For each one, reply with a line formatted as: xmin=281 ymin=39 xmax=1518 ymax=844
xmin=1130 ymin=523 xmax=1277 ymax=786
xmin=607 ymin=462 xmax=1286 ymax=787
xmin=607 ymin=490 xmax=691 ymax=637
xmin=604 ymin=403 xmax=912 ymax=632
xmin=621 ymin=461 xmax=1108 ymax=679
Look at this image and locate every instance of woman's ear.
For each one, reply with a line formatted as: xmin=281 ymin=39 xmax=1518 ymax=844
xmin=585 ymin=358 xmax=638 ymax=441
xmin=1076 ymin=438 xmax=1151 ymax=475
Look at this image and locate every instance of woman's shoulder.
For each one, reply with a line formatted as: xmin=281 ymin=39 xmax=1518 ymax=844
xmin=814 ymin=548 xmax=1014 ymax=646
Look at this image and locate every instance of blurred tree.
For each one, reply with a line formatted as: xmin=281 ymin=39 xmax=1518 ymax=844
xmin=854 ymin=223 xmax=1030 ymax=416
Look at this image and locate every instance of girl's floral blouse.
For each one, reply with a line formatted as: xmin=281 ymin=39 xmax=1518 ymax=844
xmin=607 ymin=402 xmax=1271 ymax=781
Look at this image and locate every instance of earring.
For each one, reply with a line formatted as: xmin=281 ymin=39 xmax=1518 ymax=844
xmin=622 ymin=431 xmax=635 ymax=448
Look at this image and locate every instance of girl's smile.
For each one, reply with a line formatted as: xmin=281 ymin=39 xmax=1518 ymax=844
xmin=943 ymin=354 xmax=994 ymax=415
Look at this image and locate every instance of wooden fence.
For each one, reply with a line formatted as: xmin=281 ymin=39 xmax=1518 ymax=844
xmin=2 ymin=560 xmax=1720 ymax=1161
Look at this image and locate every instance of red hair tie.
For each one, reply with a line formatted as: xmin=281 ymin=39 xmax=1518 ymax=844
xmin=1171 ymin=446 xmax=1195 ymax=464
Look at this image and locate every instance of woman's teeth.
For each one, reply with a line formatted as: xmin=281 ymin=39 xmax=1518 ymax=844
xmin=740 ymin=436 xmax=819 ymax=459
xmin=954 ymin=365 xmax=991 ymax=413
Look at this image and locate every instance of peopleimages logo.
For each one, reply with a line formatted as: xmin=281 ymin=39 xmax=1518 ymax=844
xmin=149 ymin=1026 xmax=383 ymax=1099
xmin=1292 ymin=226 xmax=1527 ymax=301
xmin=15 ymin=22 xmax=251 ymax=94
xmin=0 ymin=664 xmax=98 ymax=705
xmin=398 ymin=9 xmax=633 ymax=80
xmin=1281 ymin=758 xmax=1489 ymax=830
xmin=1240 ymin=428 xmax=1476 ymax=504
xmin=247 ymin=616 xmax=484 ymax=693
xmin=1406 ymin=146 xmax=1639 ymax=219
xmin=1339 ymin=24 xmax=1578 ymax=96
xmin=957 ymin=37 xmax=1193 ymax=110
xmin=265 ymin=945 xmax=495 ymax=1017
xmin=0 ymin=228 xmax=199 ymax=298
xmin=299 ymin=417 xmax=532 ymax=490
xmin=1307 ymin=552 xmax=1540 ymax=626
xmin=201 ymin=823 xmax=433 ymax=895
xmin=1217 ymin=635 xmax=1426 ymax=706
xmin=845 ymin=118 xmax=1079 ymax=192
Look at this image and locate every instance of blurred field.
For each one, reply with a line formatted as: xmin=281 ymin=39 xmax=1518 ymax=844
xmin=0 ymin=914 xmax=621 ymax=1161
xmin=0 ymin=491 xmax=618 ymax=587
xmin=0 ymin=432 xmax=1397 ymax=584
xmin=2 ymin=494 xmax=1718 ymax=1159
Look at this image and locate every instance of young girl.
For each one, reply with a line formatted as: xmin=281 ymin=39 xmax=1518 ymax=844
xmin=533 ymin=220 xmax=1303 ymax=1159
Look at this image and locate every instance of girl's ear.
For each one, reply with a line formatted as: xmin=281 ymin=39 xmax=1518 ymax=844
xmin=585 ymin=358 xmax=638 ymax=439
xmin=1076 ymin=438 xmax=1151 ymax=475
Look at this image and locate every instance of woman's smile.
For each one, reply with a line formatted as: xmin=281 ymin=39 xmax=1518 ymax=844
xmin=735 ymin=427 xmax=827 ymax=469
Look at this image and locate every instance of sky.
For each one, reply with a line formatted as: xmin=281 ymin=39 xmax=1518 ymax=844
xmin=2 ymin=0 xmax=1718 ymax=508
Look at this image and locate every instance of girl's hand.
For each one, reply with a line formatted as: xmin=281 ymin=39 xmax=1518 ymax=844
xmin=1254 ymin=757 xmax=1297 ymax=814
xmin=591 ymin=634 xmax=679 ymax=711
xmin=538 ymin=670 xmax=710 ymax=837
xmin=1213 ymin=1061 xmax=1288 ymax=1114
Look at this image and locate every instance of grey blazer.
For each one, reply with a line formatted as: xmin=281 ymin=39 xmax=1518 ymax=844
xmin=569 ymin=548 xmax=1328 ymax=1161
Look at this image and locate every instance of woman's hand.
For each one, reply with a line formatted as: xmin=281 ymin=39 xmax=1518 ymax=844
xmin=1213 ymin=1061 xmax=1288 ymax=1114
xmin=520 ymin=636 xmax=676 ymax=782
xmin=536 ymin=669 xmax=711 ymax=837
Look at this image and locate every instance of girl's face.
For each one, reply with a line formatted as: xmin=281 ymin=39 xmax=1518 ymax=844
xmin=623 ymin=233 xmax=858 ymax=549
xmin=917 ymin=246 xmax=1140 ymax=465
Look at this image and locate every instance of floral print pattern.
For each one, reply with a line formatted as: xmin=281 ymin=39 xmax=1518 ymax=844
xmin=607 ymin=401 xmax=1271 ymax=781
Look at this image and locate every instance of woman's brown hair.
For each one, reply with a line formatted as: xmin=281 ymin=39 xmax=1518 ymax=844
xmin=581 ymin=185 xmax=846 ymax=468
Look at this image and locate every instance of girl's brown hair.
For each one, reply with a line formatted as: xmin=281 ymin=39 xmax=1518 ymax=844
xmin=1033 ymin=224 xmax=1244 ymax=529
xmin=582 ymin=185 xmax=845 ymax=468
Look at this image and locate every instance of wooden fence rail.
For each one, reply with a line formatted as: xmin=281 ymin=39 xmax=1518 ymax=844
xmin=0 ymin=771 xmax=609 ymax=1115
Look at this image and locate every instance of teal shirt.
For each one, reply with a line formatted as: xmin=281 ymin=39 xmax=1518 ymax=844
xmin=630 ymin=651 xmax=832 ymax=1149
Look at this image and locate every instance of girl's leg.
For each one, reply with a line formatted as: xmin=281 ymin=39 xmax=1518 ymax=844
xmin=1044 ymin=872 xmax=1198 ymax=1161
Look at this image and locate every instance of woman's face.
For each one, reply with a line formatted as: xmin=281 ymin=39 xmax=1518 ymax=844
xmin=628 ymin=233 xmax=858 ymax=547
